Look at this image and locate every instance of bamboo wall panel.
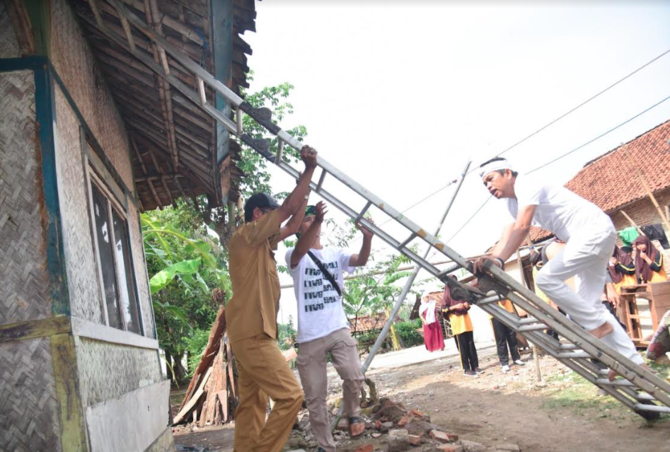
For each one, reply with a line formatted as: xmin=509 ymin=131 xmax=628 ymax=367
xmin=54 ymin=86 xmax=105 ymax=324
xmin=50 ymin=0 xmax=134 ymax=190
xmin=127 ymin=209 xmax=155 ymax=337
xmin=0 ymin=71 xmax=53 ymax=326
xmin=0 ymin=5 xmax=20 ymax=58
xmin=75 ymin=337 xmax=162 ymax=407
xmin=0 ymin=338 xmax=61 ymax=452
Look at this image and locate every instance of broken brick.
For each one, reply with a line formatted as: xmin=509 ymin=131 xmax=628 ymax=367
xmin=355 ymin=445 xmax=374 ymax=452
xmin=434 ymin=445 xmax=463 ymax=452
xmin=398 ymin=415 xmax=410 ymax=427
xmin=408 ymin=434 xmax=422 ymax=446
xmin=375 ymin=420 xmax=382 ymax=430
xmin=430 ymin=430 xmax=451 ymax=443
xmin=409 ymin=408 xmax=425 ymax=418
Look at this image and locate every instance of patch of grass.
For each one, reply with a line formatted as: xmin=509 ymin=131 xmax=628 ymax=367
xmin=541 ymin=362 xmax=670 ymax=423
xmin=542 ymin=370 xmax=620 ymax=415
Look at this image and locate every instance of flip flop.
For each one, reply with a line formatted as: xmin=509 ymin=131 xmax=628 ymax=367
xmin=348 ymin=416 xmax=365 ymax=438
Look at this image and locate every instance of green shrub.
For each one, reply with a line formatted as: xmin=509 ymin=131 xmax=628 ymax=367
xmin=394 ymin=319 xmax=424 ymax=348
xmin=185 ymin=328 xmax=211 ymax=376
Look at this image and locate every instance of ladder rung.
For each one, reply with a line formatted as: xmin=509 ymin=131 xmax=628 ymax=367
xmin=197 ymin=75 xmax=207 ymax=106
xmin=634 ymin=393 xmax=656 ymax=401
xmin=519 ymin=317 xmax=540 ymax=325
xmin=634 ymin=403 xmax=670 ymax=414
xmin=596 ymin=379 xmax=636 ymax=387
xmin=236 ymin=107 xmax=243 ymax=135
xmin=518 ymin=324 xmax=547 ymax=332
xmin=275 ymin=139 xmax=284 ymax=164
xmin=597 ymin=369 xmax=611 ymax=376
xmin=316 ymin=169 xmax=327 ymax=192
xmin=557 ymin=351 xmax=590 ymax=359
xmin=399 ymin=233 xmax=416 ymax=249
xmin=559 ymin=344 xmax=578 ymax=350
xmin=356 ymin=201 xmax=372 ymax=223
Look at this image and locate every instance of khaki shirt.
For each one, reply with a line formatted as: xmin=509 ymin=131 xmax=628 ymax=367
xmin=226 ymin=210 xmax=282 ymax=343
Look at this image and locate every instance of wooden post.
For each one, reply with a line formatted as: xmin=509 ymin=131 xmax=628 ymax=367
xmin=622 ymin=144 xmax=670 ymax=233
xmin=518 ymin=249 xmax=542 ymax=382
xmin=620 ymin=210 xmax=644 ymax=236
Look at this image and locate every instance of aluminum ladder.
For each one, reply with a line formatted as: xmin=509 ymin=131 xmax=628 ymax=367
xmin=89 ymin=0 xmax=670 ymax=420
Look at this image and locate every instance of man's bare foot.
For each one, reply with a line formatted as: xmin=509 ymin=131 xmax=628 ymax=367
xmin=588 ymin=321 xmax=613 ymax=339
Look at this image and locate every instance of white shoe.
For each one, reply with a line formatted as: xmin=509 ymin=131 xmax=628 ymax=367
xmin=502 ymin=365 xmax=510 ymax=373
xmin=514 ymin=360 xmax=525 ymax=366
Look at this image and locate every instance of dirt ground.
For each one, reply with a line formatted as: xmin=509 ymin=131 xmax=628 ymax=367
xmin=172 ymin=348 xmax=670 ymax=452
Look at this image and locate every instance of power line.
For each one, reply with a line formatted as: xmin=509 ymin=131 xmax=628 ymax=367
xmin=490 ymin=47 xmax=670 ymax=163
xmin=397 ymin=47 xmax=670 ymax=211
xmin=527 ymin=93 xmax=670 ymax=174
xmin=446 ymin=197 xmax=492 ymax=243
xmin=351 ymin=50 xmax=670 ymax=247
xmin=446 ymin=92 xmax=670 ymax=242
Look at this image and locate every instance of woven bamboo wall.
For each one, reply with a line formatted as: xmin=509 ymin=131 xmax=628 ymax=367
xmin=0 ymin=71 xmax=53 ymax=326
xmin=54 ymin=86 xmax=105 ymax=324
xmin=127 ymin=209 xmax=155 ymax=337
xmin=0 ymin=4 xmax=20 ymax=58
xmin=0 ymin=338 xmax=62 ymax=452
xmin=50 ymin=0 xmax=134 ymax=190
xmin=76 ymin=337 xmax=162 ymax=407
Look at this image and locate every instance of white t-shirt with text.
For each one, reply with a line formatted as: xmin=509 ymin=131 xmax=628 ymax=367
xmin=506 ymin=176 xmax=612 ymax=241
xmin=285 ymin=247 xmax=355 ymax=343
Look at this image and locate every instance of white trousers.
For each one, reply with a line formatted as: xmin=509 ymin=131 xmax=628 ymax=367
xmin=536 ymin=225 xmax=643 ymax=364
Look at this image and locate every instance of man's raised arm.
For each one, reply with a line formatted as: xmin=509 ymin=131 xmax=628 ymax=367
xmin=277 ymin=145 xmax=318 ymax=224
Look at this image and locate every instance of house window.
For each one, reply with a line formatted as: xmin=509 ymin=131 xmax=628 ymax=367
xmin=89 ymin=173 xmax=141 ymax=334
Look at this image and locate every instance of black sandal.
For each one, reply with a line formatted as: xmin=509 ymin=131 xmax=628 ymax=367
xmin=348 ymin=416 xmax=365 ymax=438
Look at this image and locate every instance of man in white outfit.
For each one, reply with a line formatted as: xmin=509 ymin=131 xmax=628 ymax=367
xmin=473 ymin=157 xmax=644 ymax=374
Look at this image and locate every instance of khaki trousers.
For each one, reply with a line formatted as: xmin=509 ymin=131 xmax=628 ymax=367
xmin=297 ymin=328 xmax=364 ymax=452
xmin=232 ymin=334 xmax=304 ymax=452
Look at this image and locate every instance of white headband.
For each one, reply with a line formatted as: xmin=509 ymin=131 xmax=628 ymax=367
xmin=479 ymin=159 xmax=514 ymax=178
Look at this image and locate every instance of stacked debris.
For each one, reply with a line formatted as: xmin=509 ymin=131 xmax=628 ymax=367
xmin=286 ymin=398 xmax=521 ymax=452
xmin=174 ymin=303 xmax=238 ymax=427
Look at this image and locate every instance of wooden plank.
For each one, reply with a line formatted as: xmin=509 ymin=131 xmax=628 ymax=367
xmin=173 ymin=366 xmax=212 ymax=424
xmin=178 ymin=305 xmax=227 ymax=411
xmin=51 ymin=334 xmax=87 ymax=452
xmin=0 ymin=316 xmax=71 ymax=343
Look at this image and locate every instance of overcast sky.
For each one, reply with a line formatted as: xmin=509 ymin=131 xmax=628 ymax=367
xmin=242 ymin=2 xmax=670 ymax=326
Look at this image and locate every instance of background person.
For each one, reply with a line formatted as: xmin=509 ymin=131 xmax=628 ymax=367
xmin=419 ymin=292 xmax=445 ymax=352
xmin=441 ymin=280 xmax=482 ymax=377
xmin=633 ymin=235 xmax=668 ymax=283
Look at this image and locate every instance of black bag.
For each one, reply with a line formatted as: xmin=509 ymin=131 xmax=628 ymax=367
xmin=307 ymin=251 xmax=342 ymax=297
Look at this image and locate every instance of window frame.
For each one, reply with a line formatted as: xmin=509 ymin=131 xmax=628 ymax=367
xmin=86 ymin=162 xmax=144 ymax=336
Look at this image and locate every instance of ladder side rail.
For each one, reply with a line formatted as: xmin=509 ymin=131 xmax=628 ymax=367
xmin=273 ymin=160 xmax=442 ymax=277
xmin=479 ymin=302 xmax=655 ymax=412
xmin=97 ymin=0 xmax=670 ymax=407
xmin=107 ymin=0 xmax=244 ymax=108
xmin=524 ymin=326 xmax=660 ymax=411
xmin=503 ymin=290 xmax=670 ymax=405
xmin=106 ymin=0 xmax=477 ymax=272
xmin=478 ymin=287 xmax=670 ymax=405
xmin=482 ymin=260 xmax=670 ymax=396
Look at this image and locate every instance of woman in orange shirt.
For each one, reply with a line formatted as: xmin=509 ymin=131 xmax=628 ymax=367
xmin=442 ymin=281 xmax=482 ymax=377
